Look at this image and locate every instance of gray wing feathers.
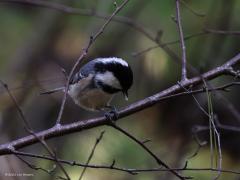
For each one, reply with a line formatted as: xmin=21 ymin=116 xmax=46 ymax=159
xmin=70 ymin=60 xmax=96 ymax=84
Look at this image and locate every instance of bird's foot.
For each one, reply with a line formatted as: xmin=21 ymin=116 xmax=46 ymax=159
xmin=104 ymin=106 xmax=119 ymax=124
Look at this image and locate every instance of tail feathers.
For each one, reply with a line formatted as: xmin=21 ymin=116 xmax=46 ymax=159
xmin=40 ymin=87 xmax=65 ymax=95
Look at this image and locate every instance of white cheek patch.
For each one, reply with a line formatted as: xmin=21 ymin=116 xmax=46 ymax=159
xmin=95 ymin=71 xmax=121 ymax=89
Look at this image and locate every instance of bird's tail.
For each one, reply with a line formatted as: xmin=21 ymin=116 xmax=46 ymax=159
xmin=40 ymin=87 xmax=65 ymax=95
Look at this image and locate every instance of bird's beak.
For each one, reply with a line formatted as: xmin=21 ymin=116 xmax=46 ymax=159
xmin=123 ymin=91 xmax=128 ymax=101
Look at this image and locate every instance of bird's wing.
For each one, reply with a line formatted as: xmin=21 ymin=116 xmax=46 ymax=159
xmin=70 ymin=60 xmax=97 ymax=84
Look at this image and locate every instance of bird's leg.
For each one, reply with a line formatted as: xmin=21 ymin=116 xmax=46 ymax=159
xmin=104 ymin=105 xmax=119 ymax=123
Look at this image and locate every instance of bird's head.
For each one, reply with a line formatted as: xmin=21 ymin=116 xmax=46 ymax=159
xmin=94 ymin=57 xmax=133 ymax=100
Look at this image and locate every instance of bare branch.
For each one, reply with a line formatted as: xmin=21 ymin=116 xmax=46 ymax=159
xmin=79 ymin=131 xmax=105 ymax=180
xmin=9 ymin=150 xmax=240 ymax=176
xmin=194 ymin=120 xmax=240 ymax=133
xmin=132 ymin=32 xmax=207 ymax=57
xmin=0 ymin=80 xmax=31 ymax=129
xmin=132 ymin=27 xmax=240 ymax=57
xmin=204 ymin=29 xmax=240 ymax=35
xmin=0 ymin=52 xmax=239 ymax=156
xmin=187 ymin=135 xmax=207 ymax=160
xmin=0 ymin=80 xmax=71 ymax=180
xmin=15 ymin=155 xmax=56 ymax=175
xmin=175 ymin=0 xmax=188 ymax=81
xmin=180 ymin=0 xmax=206 ymax=17
xmin=109 ymin=123 xmax=187 ymax=179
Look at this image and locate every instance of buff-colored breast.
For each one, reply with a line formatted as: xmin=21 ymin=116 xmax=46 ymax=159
xmin=68 ymin=74 xmax=114 ymax=111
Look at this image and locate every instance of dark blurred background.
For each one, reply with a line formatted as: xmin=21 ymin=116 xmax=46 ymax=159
xmin=0 ymin=0 xmax=240 ymax=179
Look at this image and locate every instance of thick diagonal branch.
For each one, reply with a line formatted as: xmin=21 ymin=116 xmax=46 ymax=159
xmin=0 ymin=52 xmax=239 ymax=156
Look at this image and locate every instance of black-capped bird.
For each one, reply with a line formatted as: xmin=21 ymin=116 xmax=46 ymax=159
xmin=42 ymin=57 xmax=133 ymax=114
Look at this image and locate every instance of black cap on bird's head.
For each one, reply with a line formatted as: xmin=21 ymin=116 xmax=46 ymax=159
xmin=94 ymin=57 xmax=133 ymax=100
xmin=115 ymin=64 xmax=133 ymax=100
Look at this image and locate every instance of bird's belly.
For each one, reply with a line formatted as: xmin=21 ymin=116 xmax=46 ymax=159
xmin=69 ymin=84 xmax=113 ymax=111
xmin=77 ymin=89 xmax=113 ymax=111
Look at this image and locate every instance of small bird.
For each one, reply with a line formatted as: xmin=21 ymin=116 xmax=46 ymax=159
xmin=41 ymin=57 xmax=133 ymax=113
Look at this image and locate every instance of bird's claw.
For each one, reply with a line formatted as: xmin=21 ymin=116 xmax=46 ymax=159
xmin=104 ymin=106 xmax=119 ymax=124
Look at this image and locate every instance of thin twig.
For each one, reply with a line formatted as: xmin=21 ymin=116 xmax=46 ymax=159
xmin=0 ymin=80 xmax=71 ymax=180
xmin=187 ymin=133 xmax=207 ymax=160
xmin=193 ymin=116 xmax=240 ymax=133
xmin=109 ymin=123 xmax=187 ymax=180
xmin=187 ymin=76 xmax=222 ymax=179
xmin=132 ymin=27 xmax=240 ymax=57
xmin=79 ymin=131 xmax=105 ymax=180
xmin=132 ymin=32 xmax=207 ymax=57
xmin=10 ymin=150 xmax=240 ymax=175
xmin=204 ymin=29 xmax=240 ymax=35
xmin=180 ymin=0 xmax=206 ymax=17
xmin=0 ymin=80 xmax=31 ymax=129
xmin=178 ymin=75 xmax=223 ymax=179
xmin=205 ymin=87 xmax=222 ymax=180
xmin=175 ymin=0 xmax=188 ymax=81
xmin=177 ymin=81 xmax=209 ymax=117
xmin=16 ymin=155 xmax=57 ymax=175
